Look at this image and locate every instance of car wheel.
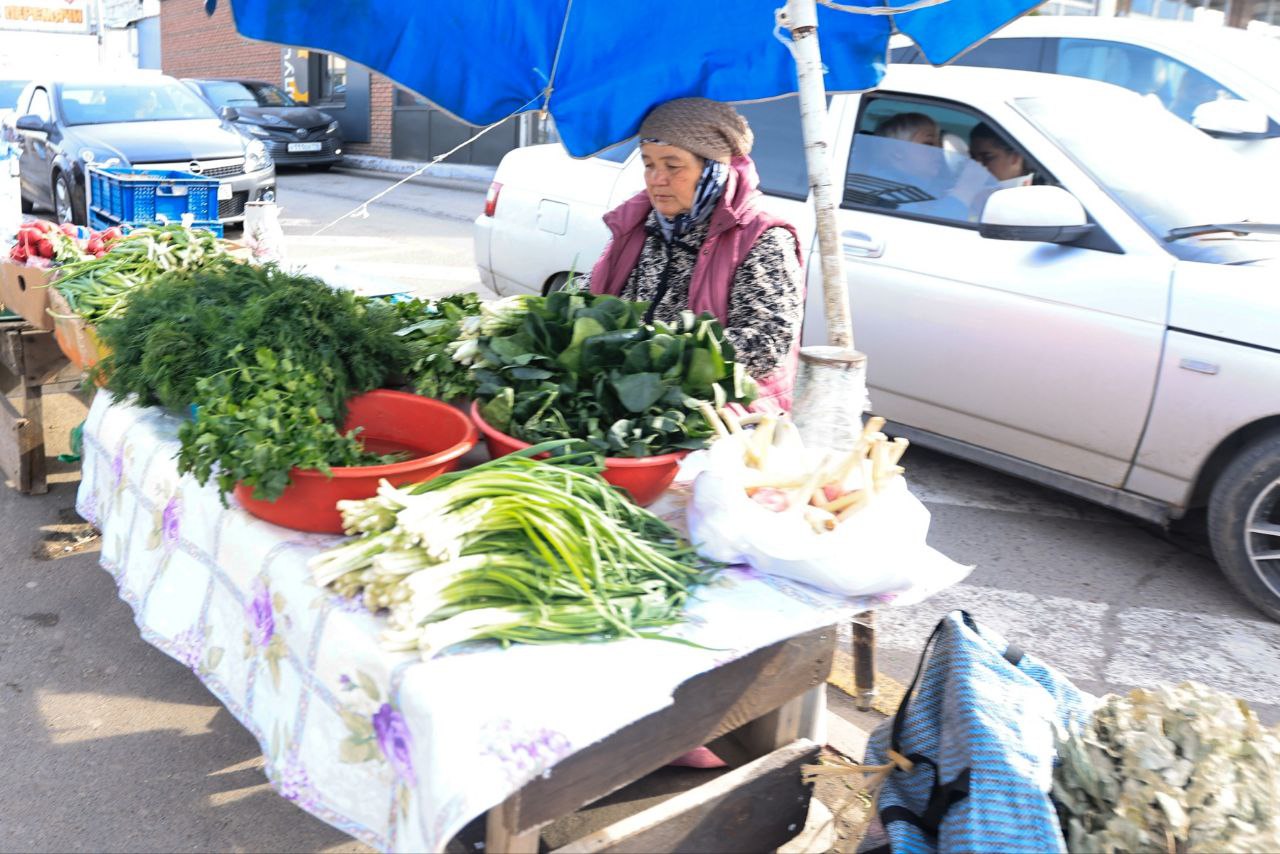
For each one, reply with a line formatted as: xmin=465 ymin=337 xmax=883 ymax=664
xmin=20 ymin=193 xmax=33 ymax=214
xmin=542 ymin=272 xmax=573 ymax=296
xmin=54 ymin=171 xmax=84 ymax=225
xmin=1208 ymin=432 xmax=1280 ymax=621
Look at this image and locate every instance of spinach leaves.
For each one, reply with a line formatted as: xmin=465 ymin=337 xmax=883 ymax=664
xmin=473 ymin=292 xmax=756 ymax=457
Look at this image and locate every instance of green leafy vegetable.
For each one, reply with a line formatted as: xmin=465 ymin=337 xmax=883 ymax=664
xmin=394 ymin=292 xmax=482 ymax=401
xmin=468 ymin=292 xmax=756 ymax=457
xmin=95 ymin=262 xmax=412 ymax=503
xmin=94 ymin=260 xmax=406 ymax=413
xmin=177 ymin=346 xmax=401 ymax=502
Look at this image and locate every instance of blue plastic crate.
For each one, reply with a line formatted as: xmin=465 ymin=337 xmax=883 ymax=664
xmin=88 ymin=166 xmax=221 ymax=230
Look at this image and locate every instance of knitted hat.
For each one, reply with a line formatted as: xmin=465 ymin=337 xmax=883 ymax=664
xmin=638 ymin=98 xmax=753 ymax=163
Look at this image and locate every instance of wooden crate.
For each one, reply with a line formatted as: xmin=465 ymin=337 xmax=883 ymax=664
xmin=46 ymin=288 xmax=109 ymax=374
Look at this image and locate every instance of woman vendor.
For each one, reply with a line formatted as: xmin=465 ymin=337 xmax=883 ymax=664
xmin=585 ymin=97 xmax=805 ymax=410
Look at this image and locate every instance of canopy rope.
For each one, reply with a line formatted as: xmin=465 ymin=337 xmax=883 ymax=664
xmin=309 ymin=95 xmax=541 ymax=237
xmin=541 ymin=0 xmax=576 ymax=118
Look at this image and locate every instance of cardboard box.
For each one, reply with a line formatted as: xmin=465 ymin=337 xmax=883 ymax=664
xmin=0 ymin=262 xmax=58 ymax=331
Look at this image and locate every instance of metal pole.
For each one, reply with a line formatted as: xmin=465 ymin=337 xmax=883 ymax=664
xmin=784 ymin=0 xmax=854 ymax=351
xmin=96 ymin=0 xmax=106 ymax=66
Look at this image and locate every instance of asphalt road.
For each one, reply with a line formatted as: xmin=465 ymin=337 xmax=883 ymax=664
xmin=1 ymin=166 xmax=1276 ymax=852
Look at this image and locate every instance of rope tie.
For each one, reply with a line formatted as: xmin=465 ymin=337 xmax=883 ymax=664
xmin=802 ymin=749 xmax=916 ymax=832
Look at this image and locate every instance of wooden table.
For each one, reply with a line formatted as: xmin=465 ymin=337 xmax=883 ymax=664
xmin=0 ymin=317 xmax=79 ymax=494
xmin=475 ymin=626 xmax=836 ymax=854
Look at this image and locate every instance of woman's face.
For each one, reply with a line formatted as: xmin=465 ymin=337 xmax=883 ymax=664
xmin=641 ymin=143 xmax=703 ymax=218
xmin=970 ymin=139 xmax=1025 ymax=182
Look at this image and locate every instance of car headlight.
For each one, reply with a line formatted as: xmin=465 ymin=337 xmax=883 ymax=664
xmin=245 ymin=138 xmax=272 ymax=172
xmin=80 ymin=148 xmax=125 ymax=168
xmin=326 ymin=120 xmax=340 ymax=134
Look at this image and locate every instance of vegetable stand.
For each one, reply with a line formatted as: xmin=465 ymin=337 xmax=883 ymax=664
xmin=78 ymin=391 xmax=926 ymax=853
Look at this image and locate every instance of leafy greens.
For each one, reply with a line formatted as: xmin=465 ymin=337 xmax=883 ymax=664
xmin=471 ymin=292 xmax=756 ymax=457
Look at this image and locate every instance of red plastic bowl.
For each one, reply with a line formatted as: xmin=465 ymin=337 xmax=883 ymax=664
xmin=469 ymin=400 xmax=686 ymax=506
xmin=235 ymin=389 xmax=478 ymax=533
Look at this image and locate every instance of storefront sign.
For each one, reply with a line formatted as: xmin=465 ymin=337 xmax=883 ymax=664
xmin=1 ymin=0 xmax=90 ymax=32
xmin=282 ymin=47 xmax=310 ymax=104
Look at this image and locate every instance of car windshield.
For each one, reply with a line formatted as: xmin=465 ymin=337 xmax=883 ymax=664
xmin=247 ymin=83 xmax=295 ymax=107
xmin=59 ymin=83 xmax=216 ymax=125
xmin=1016 ymin=93 xmax=1280 ymax=240
xmin=1205 ymin=29 xmax=1280 ymax=98
xmin=0 ymin=81 xmax=26 ymax=110
xmin=201 ymin=80 xmax=296 ymax=108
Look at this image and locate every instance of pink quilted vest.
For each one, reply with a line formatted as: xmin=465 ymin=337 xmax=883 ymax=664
xmin=589 ymin=156 xmax=804 ymax=411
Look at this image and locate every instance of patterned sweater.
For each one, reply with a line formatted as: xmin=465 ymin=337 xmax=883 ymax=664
xmin=584 ymin=211 xmax=803 ymax=379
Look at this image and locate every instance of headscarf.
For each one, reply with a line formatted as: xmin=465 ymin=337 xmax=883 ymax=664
xmin=641 ymin=141 xmax=728 ymax=243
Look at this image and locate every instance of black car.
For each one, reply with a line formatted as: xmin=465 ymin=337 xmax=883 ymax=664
xmin=183 ymin=78 xmax=343 ymax=169
xmin=13 ymin=75 xmax=276 ymax=226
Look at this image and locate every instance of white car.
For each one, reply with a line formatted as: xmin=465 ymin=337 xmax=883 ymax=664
xmin=474 ymin=65 xmax=1280 ymax=620
xmin=891 ymin=16 xmax=1280 ymax=167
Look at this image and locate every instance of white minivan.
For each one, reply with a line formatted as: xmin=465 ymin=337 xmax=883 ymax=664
xmin=891 ymin=16 xmax=1280 ymax=166
xmin=474 ymin=65 xmax=1280 ymax=621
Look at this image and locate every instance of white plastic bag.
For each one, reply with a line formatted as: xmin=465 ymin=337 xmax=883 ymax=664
xmin=683 ymin=437 xmax=970 ymax=601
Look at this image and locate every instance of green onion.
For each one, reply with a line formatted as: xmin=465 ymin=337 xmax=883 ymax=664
xmin=308 ymin=444 xmax=718 ymax=658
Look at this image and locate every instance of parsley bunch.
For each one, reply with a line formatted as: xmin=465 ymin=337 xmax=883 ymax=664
xmin=95 ymin=261 xmax=412 ymax=503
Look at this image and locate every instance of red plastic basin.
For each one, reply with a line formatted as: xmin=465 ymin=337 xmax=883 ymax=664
xmin=469 ymin=401 xmax=686 ymax=506
xmin=235 ymin=389 xmax=478 ymax=533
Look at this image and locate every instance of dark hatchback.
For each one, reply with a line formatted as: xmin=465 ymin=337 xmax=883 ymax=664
xmin=184 ymin=78 xmax=343 ymax=169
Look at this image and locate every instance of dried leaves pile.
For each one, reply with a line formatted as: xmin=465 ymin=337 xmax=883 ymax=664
xmin=1053 ymin=681 xmax=1280 ymax=853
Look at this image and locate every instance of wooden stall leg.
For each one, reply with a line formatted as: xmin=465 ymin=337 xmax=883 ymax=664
xmin=737 ymin=684 xmax=827 ymax=757
xmin=487 ymin=794 xmax=542 ymax=854
xmin=20 ymin=381 xmax=46 ymax=495
xmin=852 ymin=611 xmax=877 ymax=712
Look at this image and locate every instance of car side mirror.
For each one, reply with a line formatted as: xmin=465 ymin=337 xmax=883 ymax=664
xmin=1192 ymin=99 xmax=1269 ymax=137
xmin=979 ymin=185 xmax=1094 ymax=244
xmin=14 ymin=114 xmax=49 ymax=138
xmin=220 ymin=106 xmax=239 ymax=122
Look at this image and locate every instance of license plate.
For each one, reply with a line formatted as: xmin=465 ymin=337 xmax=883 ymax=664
xmin=217 ymin=182 xmax=232 ymax=201
xmin=288 ymin=142 xmax=323 ymax=153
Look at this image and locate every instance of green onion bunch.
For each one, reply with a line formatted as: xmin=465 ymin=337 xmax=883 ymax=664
xmin=308 ymin=443 xmax=718 ymax=657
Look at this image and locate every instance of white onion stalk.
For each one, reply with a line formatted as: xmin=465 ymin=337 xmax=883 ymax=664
xmin=415 ymin=607 xmax=528 ymax=658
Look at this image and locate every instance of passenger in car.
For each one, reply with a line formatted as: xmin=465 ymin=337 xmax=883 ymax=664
xmin=869 ymin=112 xmax=990 ymax=220
xmin=584 ymin=98 xmax=804 ymax=411
xmin=968 ymin=122 xmax=1032 ymax=186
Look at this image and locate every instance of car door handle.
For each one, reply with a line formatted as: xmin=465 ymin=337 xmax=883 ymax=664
xmin=841 ymin=230 xmax=883 ymax=258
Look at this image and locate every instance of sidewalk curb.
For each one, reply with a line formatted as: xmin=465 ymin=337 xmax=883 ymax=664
xmin=334 ymin=154 xmax=494 ymax=190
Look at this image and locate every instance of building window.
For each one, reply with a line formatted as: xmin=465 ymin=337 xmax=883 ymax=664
xmin=315 ymin=53 xmax=347 ymax=105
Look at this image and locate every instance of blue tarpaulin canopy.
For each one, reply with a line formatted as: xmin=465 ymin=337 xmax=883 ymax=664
xmin=220 ymin=0 xmax=1041 ymax=353
xmin=223 ymin=0 xmax=1040 ymax=157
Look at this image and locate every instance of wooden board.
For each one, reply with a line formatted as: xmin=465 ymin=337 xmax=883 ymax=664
xmin=499 ymin=626 xmax=835 ymax=834
xmin=551 ymin=739 xmax=820 ymax=854
xmin=0 ymin=391 xmax=26 ymax=490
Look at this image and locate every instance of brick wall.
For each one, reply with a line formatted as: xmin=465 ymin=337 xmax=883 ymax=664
xmin=159 ymin=0 xmax=279 ymax=82
xmin=159 ymin=0 xmax=396 ymax=159
xmin=349 ymin=74 xmax=394 ymax=159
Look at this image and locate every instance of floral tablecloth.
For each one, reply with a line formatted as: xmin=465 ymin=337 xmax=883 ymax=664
xmin=77 ymin=393 xmax=946 ymax=852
